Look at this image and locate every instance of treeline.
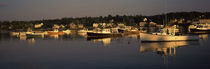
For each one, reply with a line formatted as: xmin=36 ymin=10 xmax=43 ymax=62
xmin=149 ymin=11 xmax=210 ymax=25
xmin=0 ymin=11 xmax=210 ymax=31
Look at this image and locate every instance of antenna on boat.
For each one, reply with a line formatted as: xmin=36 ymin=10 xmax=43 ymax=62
xmin=164 ymin=0 xmax=168 ymax=27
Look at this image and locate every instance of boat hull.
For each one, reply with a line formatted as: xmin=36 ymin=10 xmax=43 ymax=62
xmin=140 ymin=33 xmax=199 ymax=42
xmin=123 ymin=30 xmax=140 ymax=35
xmin=118 ymin=29 xmax=140 ymax=35
xmin=26 ymin=34 xmax=42 ymax=37
xmin=87 ymin=32 xmax=122 ymax=37
xmin=190 ymin=28 xmax=210 ymax=34
xmin=47 ymin=31 xmax=64 ymax=35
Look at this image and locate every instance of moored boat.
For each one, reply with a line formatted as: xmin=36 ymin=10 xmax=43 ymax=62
xmin=78 ymin=29 xmax=92 ymax=33
xmin=118 ymin=27 xmax=140 ymax=35
xmin=26 ymin=31 xmax=45 ymax=38
xmin=87 ymin=32 xmax=122 ymax=37
xmin=47 ymin=29 xmax=64 ymax=35
xmin=190 ymin=28 xmax=210 ymax=34
xmin=63 ymin=29 xmax=71 ymax=34
xmin=140 ymin=33 xmax=199 ymax=42
xmin=87 ymin=28 xmax=122 ymax=37
xmin=189 ymin=20 xmax=210 ymax=34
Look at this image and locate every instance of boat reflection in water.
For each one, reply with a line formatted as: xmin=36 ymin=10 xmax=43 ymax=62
xmin=140 ymin=41 xmax=200 ymax=66
xmin=27 ymin=38 xmax=36 ymax=44
xmin=140 ymin=41 xmax=191 ymax=56
xmin=10 ymin=30 xmax=90 ymax=44
xmin=78 ymin=32 xmax=87 ymax=37
xmin=199 ymin=34 xmax=209 ymax=40
xmin=124 ymin=34 xmax=140 ymax=39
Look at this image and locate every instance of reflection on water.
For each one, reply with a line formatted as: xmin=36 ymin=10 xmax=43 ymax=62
xmin=87 ymin=37 xmax=113 ymax=46
xmin=140 ymin=41 xmax=201 ymax=68
xmin=199 ymin=34 xmax=209 ymax=40
xmin=7 ymin=30 xmax=86 ymax=44
xmin=140 ymin=41 xmax=190 ymax=56
xmin=78 ymin=32 xmax=87 ymax=37
xmin=124 ymin=34 xmax=140 ymax=39
xmin=27 ymin=38 xmax=36 ymax=44
xmin=1 ymin=32 xmax=210 ymax=69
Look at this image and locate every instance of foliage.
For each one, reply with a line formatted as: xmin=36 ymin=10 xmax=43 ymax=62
xmin=0 ymin=11 xmax=210 ymax=31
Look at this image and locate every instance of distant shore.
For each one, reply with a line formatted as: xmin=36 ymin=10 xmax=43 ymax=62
xmin=0 ymin=11 xmax=210 ymax=32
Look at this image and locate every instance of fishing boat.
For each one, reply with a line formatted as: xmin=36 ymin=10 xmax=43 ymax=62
xmin=78 ymin=29 xmax=93 ymax=33
xmin=26 ymin=31 xmax=45 ymax=37
xmin=189 ymin=22 xmax=210 ymax=34
xmin=140 ymin=2 xmax=199 ymax=42
xmin=26 ymin=33 xmax=42 ymax=37
xmin=140 ymin=32 xmax=199 ymax=42
xmin=87 ymin=28 xmax=122 ymax=37
xmin=118 ymin=27 xmax=140 ymax=35
xmin=10 ymin=32 xmax=20 ymax=36
xmin=47 ymin=29 xmax=64 ymax=35
xmin=63 ymin=29 xmax=71 ymax=34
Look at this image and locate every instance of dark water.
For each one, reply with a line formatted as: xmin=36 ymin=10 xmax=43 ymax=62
xmin=0 ymin=32 xmax=210 ymax=69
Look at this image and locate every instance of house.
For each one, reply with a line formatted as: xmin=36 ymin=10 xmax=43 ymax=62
xmin=139 ymin=22 xmax=147 ymax=27
xmin=34 ymin=23 xmax=44 ymax=28
xmin=101 ymin=23 xmax=106 ymax=28
xmin=93 ymin=23 xmax=99 ymax=28
xmin=118 ymin=23 xmax=125 ymax=27
xmin=53 ymin=24 xmax=60 ymax=29
xmin=70 ymin=23 xmax=77 ymax=29
xmin=139 ymin=22 xmax=157 ymax=27
xmin=199 ymin=19 xmax=210 ymax=23
xmin=106 ymin=23 xmax=115 ymax=27
xmin=149 ymin=22 xmax=157 ymax=27
xmin=78 ymin=24 xmax=84 ymax=29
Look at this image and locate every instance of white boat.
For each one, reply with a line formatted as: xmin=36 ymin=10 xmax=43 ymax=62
xmin=47 ymin=29 xmax=64 ymax=35
xmin=26 ymin=31 xmax=45 ymax=36
xmin=189 ymin=22 xmax=210 ymax=34
xmin=140 ymin=33 xmax=199 ymax=42
xmin=87 ymin=28 xmax=122 ymax=37
xmin=139 ymin=5 xmax=199 ymax=42
xmin=10 ymin=32 xmax=20 ymax=36
xmin=63 ymin=29 xmax=71 ymax=34
xmin=78 ymin=29 xmax=92 ymax=33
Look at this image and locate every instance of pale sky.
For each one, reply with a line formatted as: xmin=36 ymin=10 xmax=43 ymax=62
xmin=0 ymin=0 xmax=210 ymax=21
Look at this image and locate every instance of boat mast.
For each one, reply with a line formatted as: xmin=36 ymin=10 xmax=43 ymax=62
xmin=164 ymin=0 xmax=168 ymax=26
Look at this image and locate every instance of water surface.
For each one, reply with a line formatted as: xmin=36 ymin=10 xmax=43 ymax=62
xmin=0 ymin=33 xmax=210 ymax=69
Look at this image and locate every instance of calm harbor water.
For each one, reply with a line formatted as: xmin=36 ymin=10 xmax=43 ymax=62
xmin=0 ymin=32 xmax=210 ymax=69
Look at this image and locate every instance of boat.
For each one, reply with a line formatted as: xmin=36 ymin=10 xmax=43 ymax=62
xmin=26 ymin=31 xmax=45 ymax=37
xmin=87 ymin=32 xmax=122 ymax=37
xmin=140 ymin=24 xmax=200 ymax=42
xmin=189 ymin=22 xmax=210 ymax=34
xmin=123 ymin=30 xmax=140 ymax=35
xmin=140 ymin=32 xmax=199 ymax=42
xmin=118 ymin=27 xmax=140 ymax=35
xmin=78 ymin=29 xmax=92 ymax=33
xmin=87 ymin=28 xmax=122 ymax=37
xmin=139 ymin=2 xmax=200 ymax=42
xmin=47 ymin=29 xmax=64 ymax=35
xmin=10 ymin=32 xmax=20 ymax=36
xmin=26 ymin=34 xmax=42 ymax=37
xmin=63 ymin=29 xmax=71 ymax=34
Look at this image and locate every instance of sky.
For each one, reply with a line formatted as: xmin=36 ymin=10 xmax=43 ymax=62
xmin=0 ymin=0 xmax=210 ymax=21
